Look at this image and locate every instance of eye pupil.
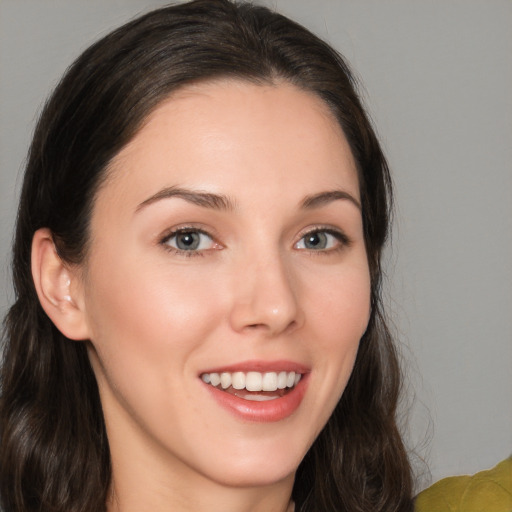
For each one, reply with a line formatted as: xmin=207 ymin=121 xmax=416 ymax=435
xmin=176 ymin=232 xmax=200 ymax=250
xmin=304 ymin=232 xmax=327 ymax=249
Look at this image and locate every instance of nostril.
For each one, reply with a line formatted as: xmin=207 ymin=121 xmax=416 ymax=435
xmin=245 ymin=319 xmax=298 ymax=335
xmin=246 ymin=323 xmax=266 ymax=330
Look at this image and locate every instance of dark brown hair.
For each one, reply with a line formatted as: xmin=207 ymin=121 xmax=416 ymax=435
xmin=1 ymin=1 xmax=413 ymax=510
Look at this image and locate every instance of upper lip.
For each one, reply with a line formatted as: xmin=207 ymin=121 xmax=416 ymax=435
xmin=199 ymin=359 xmax=310 ymax=375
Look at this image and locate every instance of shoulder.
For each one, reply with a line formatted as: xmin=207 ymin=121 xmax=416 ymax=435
xmin=415 ymin=457 xmax=512 ymax=512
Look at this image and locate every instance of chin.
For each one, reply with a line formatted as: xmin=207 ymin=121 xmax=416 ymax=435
xmin=206 ymin=461 xmax=298 ymax=489
xmin=191 ymin=441 xmax=305 ymax=489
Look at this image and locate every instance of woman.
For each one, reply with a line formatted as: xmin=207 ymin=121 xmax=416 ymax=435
xmin=0 ymin=1 xmax=413 ymax=511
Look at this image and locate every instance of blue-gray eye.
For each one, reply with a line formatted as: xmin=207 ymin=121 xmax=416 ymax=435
xmin=165 ymin=230 xmax=214 ymax=251
xmin=295 ymin=230 xmax=341 ymax=250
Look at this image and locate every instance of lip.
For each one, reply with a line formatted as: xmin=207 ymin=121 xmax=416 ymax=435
xmin=199 ymin=359 xmax=310 ymax=374
xmin=199 ymin=360 xmax=310 ymax=423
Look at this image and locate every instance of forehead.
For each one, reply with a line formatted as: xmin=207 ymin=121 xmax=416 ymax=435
xmin=100 ymin=79 xmax=359 ymax=210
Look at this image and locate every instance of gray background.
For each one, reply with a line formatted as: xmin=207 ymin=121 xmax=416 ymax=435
xmin=1 ymin=0 xmax=510 ymax=491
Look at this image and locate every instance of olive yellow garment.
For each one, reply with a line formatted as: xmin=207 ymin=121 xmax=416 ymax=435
xmin=415 ymin=457 xmax=512 ymax=512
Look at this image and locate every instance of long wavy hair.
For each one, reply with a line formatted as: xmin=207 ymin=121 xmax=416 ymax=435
xmin=0 ymin=1 xmax=413 ymax=511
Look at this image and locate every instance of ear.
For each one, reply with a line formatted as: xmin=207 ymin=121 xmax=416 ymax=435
xmin=31 ymin=228 xmax=90 ymax=341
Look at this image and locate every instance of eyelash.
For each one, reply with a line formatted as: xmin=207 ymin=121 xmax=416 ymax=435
xmin=160 ymin=226 xmax=217 ymax=258
xmin=295 ymin=227 xmax=351 ymax=254
xmin=159 ymin=226 xmax=350 ymax=257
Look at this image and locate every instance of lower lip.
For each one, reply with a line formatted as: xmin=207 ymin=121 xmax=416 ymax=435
xmin=202 ymin=375 xmax=309 ymax=422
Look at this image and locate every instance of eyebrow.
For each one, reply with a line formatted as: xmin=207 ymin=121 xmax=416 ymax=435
xmin=136 ymin=186 xmax=236 ymax=212
xmin=136 ymin=186 xmax=360 ymax=213
xmin=300 ymin=190 xmax=361 ymax=211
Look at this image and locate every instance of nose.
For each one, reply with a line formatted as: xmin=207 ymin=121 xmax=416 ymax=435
xmin=228 ymin=252 xmax=304 ymax=337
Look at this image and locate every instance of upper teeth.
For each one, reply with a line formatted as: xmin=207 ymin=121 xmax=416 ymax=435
xmin=201 ymin=371 xmax=301 ymax=392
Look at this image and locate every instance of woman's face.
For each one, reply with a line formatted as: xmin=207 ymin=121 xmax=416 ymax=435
xmin=79 ymin=80 xmax=370 ymax=490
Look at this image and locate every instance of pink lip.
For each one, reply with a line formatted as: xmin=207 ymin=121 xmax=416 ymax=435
xmin=200 ymin=359 xmax=310 ymax=374
xmin=199 ymin=361 xmax=310 ymax=423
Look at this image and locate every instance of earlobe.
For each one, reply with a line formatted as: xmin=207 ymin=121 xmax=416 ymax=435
xmin=31 ymin=228 xmax=90 ymax=341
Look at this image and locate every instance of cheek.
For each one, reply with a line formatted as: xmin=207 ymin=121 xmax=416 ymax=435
xmin=82 ymin=255 xmax=231 ymax=446
xmin=83 ymin=252 xmax=226 ymax=382
xmin=308 ymin=261 xmax=371 ymax=340
xmin=304 ymin=259 xmax=371 ymax=385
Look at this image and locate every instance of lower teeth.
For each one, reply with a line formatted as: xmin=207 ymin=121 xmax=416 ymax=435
xmin=219 ymin=385 xmax=290 ymax=401
xmin=236 ymin=393 xmax=279 ymax=402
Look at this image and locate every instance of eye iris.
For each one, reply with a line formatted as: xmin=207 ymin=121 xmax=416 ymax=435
xmin=304 ymin=232 xmax=328 ymax=249
xmin=176 ymin=232 xmax=200 ymax=250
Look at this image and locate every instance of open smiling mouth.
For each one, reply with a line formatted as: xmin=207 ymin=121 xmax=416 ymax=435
xmin=200 ymin=371 xmax=302 ymax=401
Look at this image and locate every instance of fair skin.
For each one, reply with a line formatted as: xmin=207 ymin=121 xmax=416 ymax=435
xmin=32 ymin=80 xmax=370 ymax=512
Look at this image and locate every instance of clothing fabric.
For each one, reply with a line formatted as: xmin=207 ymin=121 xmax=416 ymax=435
xmin=415 ymin=456 xmax=512 ymax=512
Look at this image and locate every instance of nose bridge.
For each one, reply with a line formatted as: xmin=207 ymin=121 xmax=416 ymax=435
xmin=229 ymin=244 xmax=302 ymax=336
